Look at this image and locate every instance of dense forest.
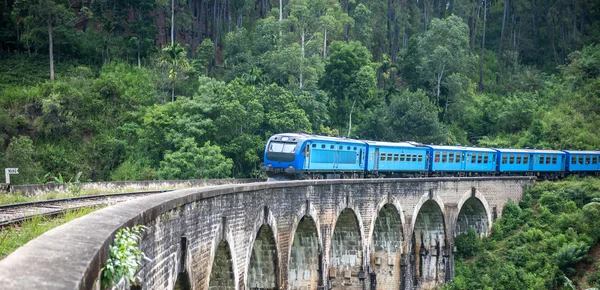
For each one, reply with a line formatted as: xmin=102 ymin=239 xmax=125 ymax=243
xmin=446 ymin=178 xmax=600 ymax=289
xmin=0 ymin=0 xmax=600 ymax=184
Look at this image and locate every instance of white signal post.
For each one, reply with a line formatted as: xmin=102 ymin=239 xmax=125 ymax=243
xmin=5 ymin=168 xmax=19 ymax=184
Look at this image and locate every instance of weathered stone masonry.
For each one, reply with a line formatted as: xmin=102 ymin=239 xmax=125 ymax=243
xmin=0 ymin=177 xmax=534 ymax=290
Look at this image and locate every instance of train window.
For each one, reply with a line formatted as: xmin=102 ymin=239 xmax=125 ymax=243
xmin=579 ymin=156 xmax=584 ymax=164
xmin=524 ymin=155 xmax=529 ymax=163
xmin=509 ymin=154 xmax=514 ymax=164
xmin=354 ymin=147 xmax=357 ymax=151
xmin=321 ymin=144 xmax=326 ymax=149
xmin=593 ymin=157 xmax=598 ymax=164
xmin=442 ymin=152 xmax=447 ymax=163
xmin=502 ymin=155 xmax=507 ymax=164
xmin=539 ymin=155 xmax=544 ymax=164
xmin=471 ymin=154 xmax=476 ymax=163
xmin=380 ymin=153 xmax=386 ymax=161
xmin=449 ymin=152 xmax=454 ymax=163
xmin=552 ymin=156 xmax=557 ymax=164
xmin=312 ymin=144 xmax=316 ymax=148
xmin=435 ymin=152 xmax=440 ymax=162
xmin=586 ymin=156 xmax=590 ymax=164
xmin=412 ymin=155 xmax=417 ymax=162
xmin=456 ymin=153 xmax=461 ymax=163
xmin=400 ymin=154 xmax=406 ymax=161
xmin=387 ymin=153 xmax=393 ymax=161
xmin=516 ymin=155 xmax=521 ymax=164
xmin=571 ymin=156 xmax=576 ymax=164
xmin=393 ymin=154 xmax=399 ymax=162
xmin=268 ymin=142 xmax=296 ymax=153
xmin=477 ymin=154 xmax=483 ymax=163
xmin=339 ymin=146 xmax=343 ymax=150
xmin=484 ymin=155 xmax=489 ymax=163
xmin=418 ymin=155 xmax=423 ymax=162
xmin=330 ymin=145 xmax=334 ymax=149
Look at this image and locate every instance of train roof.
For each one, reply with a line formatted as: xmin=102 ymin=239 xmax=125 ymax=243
xmin=561 ymin=150 xmax=600 ymax=155
xmin=270 ymin=133 xmax=365 ymax=144
xmin=364 ymin=140 xmax=421 ymax=148
xmin=424 ymin=145 xmax=497 ymax=152
xmin=494 ymin=148 xmax=566 ymax=154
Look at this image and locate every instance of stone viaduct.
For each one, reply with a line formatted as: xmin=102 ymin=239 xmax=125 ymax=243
xmin=0 ymin=177 xmax=534 ymax=290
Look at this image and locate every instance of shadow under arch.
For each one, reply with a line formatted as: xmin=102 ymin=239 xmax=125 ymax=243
xmin=329 ymin=208 xmax=363 ymax=289
xmin=247 ymin=224 xmax=279 ymax=290
xmin=206 ymin=239 xmax=236 ymax=290
xmin=410 ymin=199 xmax=447 ymax=289
xmin=369 ymin=203 xmax=404 ymax=290
xmin=455 ymin=190 xmax=493 ymax=237
xmin=289 ymin=215 xmax=321 ymax=290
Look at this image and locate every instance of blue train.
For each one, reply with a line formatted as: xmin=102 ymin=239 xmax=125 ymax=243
xmin=261 ymin=133 xmax=600 ymax=180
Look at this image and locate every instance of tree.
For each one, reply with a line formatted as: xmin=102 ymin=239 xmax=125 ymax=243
xmin=158 ymin=139 xmax=233 ymax=179
xmin=159 ymin=43 xmax=191 ymax=102
xmin=194 ymin=38 xmax=215 ymax=76
xmin=417 ymin=15 xmax=471 ymax=107
xmin=13 ymin=0 xmax=75 ymax=80
xmin=0 ymin=136 xmax=43 ymax=184
xmin=320 ymin=41 xmax=376 ymax=134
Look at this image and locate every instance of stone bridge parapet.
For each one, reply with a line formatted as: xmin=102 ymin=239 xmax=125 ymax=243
xmin=0 ymin=177 xmax=535 ymax=290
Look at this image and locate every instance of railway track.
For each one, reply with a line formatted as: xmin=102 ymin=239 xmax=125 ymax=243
xmin=0 ymin=190 xmax=172 ymax=228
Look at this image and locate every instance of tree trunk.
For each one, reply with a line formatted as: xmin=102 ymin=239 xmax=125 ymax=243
xmin=436 ymin=66 xmax=444 ymax=105
xmin=172 ymin=80 xmax=175 ymax=102
xmin=479 ymin=0 xmax=487 ymax=92
xmin=343 ymin=0 xmax=349 ymax=41
xmin=471 ymin=0 xmax=481 ymax=53
xmin=137 ymin=38 xmax=142 ymax=68
xmin=388 ymin=0 xmax=393 ymax=51
xmin=497 ymin=0 xmax=508 ymax=83
xmin=347 ymin=98 xmax=356 ymax=138
xmin=545 ymin=1 xmax=558 ymax=68
xmin=300 ymin=28 xmax=304 ymax=88
xmin=171 ymin=0 xmax=175 ymax=45
xmin=323 ymin=25 xmax=327 ymax=57
xmin=47 ymin=13 xmax=54 ymax=81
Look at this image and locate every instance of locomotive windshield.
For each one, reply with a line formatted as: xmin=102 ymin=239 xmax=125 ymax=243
xmin=268 ymin=141 xmax=297 ymax=153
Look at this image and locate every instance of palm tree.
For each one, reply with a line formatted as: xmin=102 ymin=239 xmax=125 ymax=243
xmin=159 ymin=43 xmax=190 ymax=102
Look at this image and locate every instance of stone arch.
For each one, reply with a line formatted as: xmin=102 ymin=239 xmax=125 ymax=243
xmin=207 ymin=240 xmax=236 ymax=290
xmin=410 ymin=197 xmax=447 ymax=289
xmin=455 ymin=190 xmax=493 ymax=237
xmin=247 ymin=225 xmax=279 ymax=289
xmin=369 ymin=203 xmax=404 ymax=290
xmin=329 ymin=208 xmax=363 ymax=290
xmin=288 ymin=216 xmax=321 ymax=290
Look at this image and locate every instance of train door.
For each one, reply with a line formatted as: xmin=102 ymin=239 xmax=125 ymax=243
xmin=528 ymin=154 xmax=534 ymax=171
xmin=374 ymin=148 xmax=380 ymax=170
xmin=333 ymin=145 xmax=339 ymax=169
xmin=359 ymin=148 xmax=364 ymax=168
xmin=303 ymin=143 xmax=311 ymax=169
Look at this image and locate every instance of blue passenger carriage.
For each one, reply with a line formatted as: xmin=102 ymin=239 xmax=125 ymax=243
xmin=262 ymin=133 xmax=366 ymax=179
xmin=365 ymin=141 xmax=428 ymax=177
xmin=562 ymin=150 xmax=600 ymax=175
xmin=494 ymin=148 xmax=566 ymax=178
xmin=424 ymin=145 xmax=497 ymax=175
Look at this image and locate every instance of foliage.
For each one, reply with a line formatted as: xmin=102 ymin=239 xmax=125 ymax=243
xmin=158 ymin=140 xmax=233 ymax=180
xmin=454 ymin=228 xmax=483 ymax=260
xmin=446 ymin=178 xmax=600 ymax=290
xmin=101 ymin=225 xmax=146 ymax=289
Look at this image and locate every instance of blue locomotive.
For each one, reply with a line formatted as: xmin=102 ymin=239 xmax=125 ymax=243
xmin=261 ymin=133 xmax=600 ymax=180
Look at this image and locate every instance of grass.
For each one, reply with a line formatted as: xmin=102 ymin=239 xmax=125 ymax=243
xmin=0 ymin=207 xmax=100 ymax=260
